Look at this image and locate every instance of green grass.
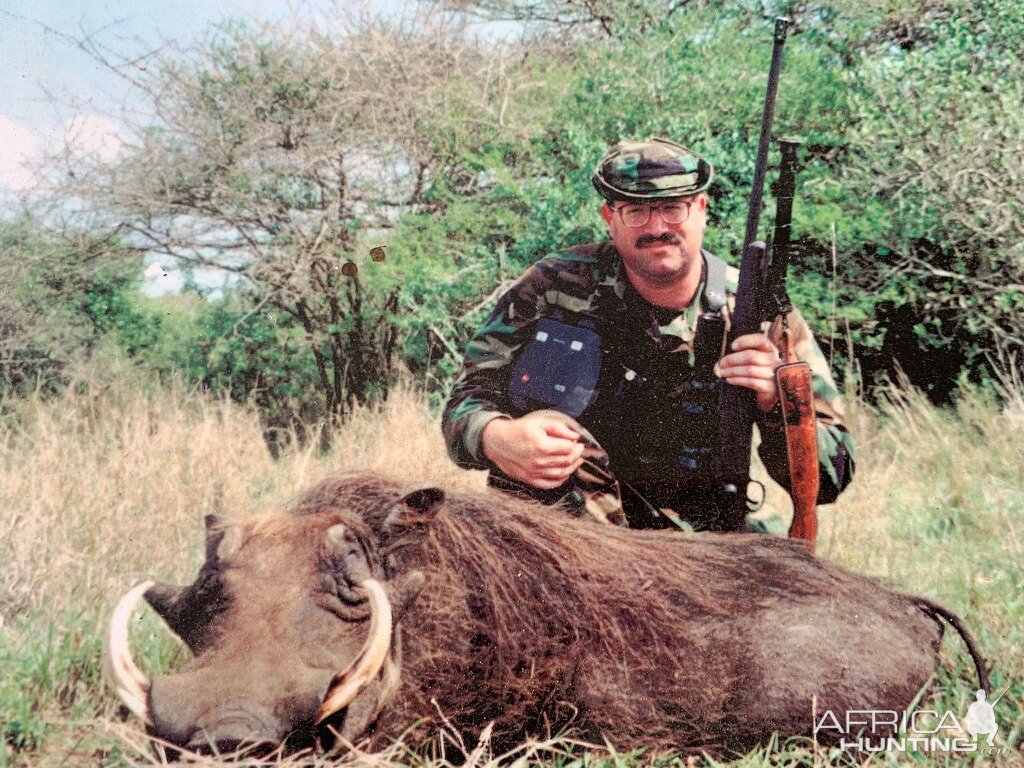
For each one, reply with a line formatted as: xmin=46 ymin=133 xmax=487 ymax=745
xmin=1 ymin=376 xmax=1021 ymax=766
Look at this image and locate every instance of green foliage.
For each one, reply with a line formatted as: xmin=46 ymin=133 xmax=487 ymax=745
xmin=835 ymin=0 xmax=1024 ymax=396
xmin=383 ymin=134 xmax=554 ymax=390
xmin=431 ymin=1 xmax=1023 ymax=400
xmin=107 ymin=289 xmax=329 ymax=439
xmin=13 ymin=0 xmax=1021 ymax=421
xmin=407 ymin=10 xmax=866 ymax=386
xmin=192 ymin=298 xmax=328 ymax=438
xmin=0 ymin=215 xmax=142 ymax=398
xmin=66 ymin=17 xmax=555 ymax=423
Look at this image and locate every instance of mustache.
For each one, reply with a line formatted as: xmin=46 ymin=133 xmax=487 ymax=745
xmin=635 ymin=233 xmax=680 ymax=248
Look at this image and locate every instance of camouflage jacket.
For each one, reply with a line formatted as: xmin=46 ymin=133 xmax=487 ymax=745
xmin=442 ymin=242 xmax=855 ymax=513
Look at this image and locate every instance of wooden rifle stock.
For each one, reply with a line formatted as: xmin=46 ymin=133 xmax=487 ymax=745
xmin=717 ymin=24 xmax=819 ymax=548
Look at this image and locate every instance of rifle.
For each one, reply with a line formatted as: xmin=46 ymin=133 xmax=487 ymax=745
xmin=716 ymin=18 xmax=821 ymax=551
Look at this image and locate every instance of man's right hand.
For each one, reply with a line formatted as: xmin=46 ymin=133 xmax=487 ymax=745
xmin=481 ymin=412 xmax=586 ymax=490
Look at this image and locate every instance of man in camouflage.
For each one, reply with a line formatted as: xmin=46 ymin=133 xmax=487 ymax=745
xmin=442 ymin=137 xmax=854 ymax=531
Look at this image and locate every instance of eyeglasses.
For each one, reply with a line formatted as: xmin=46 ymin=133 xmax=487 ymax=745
xmin=612 ymin=201 xmax=693 ymax=227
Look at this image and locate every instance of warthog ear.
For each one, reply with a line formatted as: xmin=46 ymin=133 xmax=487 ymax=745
xmin=401 ymin=488 xmax=445 ymax=515
xmin=142 ymin=519 xmax=237 ymax=654
xmin=374 ymin=488 xmax=446 ymax=555
xmin=143 ymin=575 xmax=224 ymax=655
xmin=204 ymin=514 xmax=223 ymax=554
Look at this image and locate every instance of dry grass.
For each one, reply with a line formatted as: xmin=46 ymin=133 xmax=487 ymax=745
xmin=1 ymin=374 xmax=1021 ymax=767
xmin=0 ymin=376 xmax=483 ymax=627
xmin=827 ymin=387 xmax=1024 ymax=690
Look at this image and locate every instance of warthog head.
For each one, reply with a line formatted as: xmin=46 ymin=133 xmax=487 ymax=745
xmin=104 ymin=484 xmax=445 ymax=756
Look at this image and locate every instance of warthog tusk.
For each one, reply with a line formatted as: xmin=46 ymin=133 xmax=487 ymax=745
xmin=317 ymin=579 xmax=393 ymax=723
xmin=103 ymin=581 xmax=155 ymax=725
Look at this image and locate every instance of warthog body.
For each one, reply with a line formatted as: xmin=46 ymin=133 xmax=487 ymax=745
xmin=108 ymin=473 xmax=985 ymax=757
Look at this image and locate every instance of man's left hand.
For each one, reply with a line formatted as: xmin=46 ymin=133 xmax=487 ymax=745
xmin=717 ymin=333 xmax=782 ymax=412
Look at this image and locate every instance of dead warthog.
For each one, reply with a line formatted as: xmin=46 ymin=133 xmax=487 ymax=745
xmin=105 ymin=473 xmax=986 ymax=757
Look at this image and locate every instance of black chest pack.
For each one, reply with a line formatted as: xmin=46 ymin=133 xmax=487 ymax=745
xmin=509 ymin=314 xmax=603 ymax=418
xmin=509 ymin=254 xmax=730 ymax=479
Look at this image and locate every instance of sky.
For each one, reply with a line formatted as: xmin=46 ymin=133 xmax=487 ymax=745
xmin=0 ymin=0 xmax=517 ymax=293
xmin=0 ymin=0 xmax=406 ymax=194
xmin=0 ymin=0 xmax=432 ymax=294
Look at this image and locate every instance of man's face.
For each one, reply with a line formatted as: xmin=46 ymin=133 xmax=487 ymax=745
xmin=600 ymin=194 xmax=707 ymax=289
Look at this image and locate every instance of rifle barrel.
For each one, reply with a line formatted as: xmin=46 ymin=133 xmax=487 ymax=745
xmin=742 ymin=17 xmax=792 ymax=250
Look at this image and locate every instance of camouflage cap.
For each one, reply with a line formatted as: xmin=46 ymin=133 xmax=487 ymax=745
xmin=592 ymin=137 xmax=714 ymax=203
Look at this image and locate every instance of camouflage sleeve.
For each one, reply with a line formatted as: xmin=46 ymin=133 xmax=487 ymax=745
xmin=441 ymin=262 xmax=552 ymax=470
xmin=758 ymin=309 xmax=856 ymax=504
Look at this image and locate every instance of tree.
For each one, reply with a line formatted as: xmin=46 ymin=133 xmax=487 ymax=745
xmin=0 ymin=213 xmax=141 ymax=396
xmin=436 ymin=0 xmax=698 ymax=38
xmin=426 ymin=0 xmax=1024 ymax=396
xmin=66 ymin=10 xmax=533 ymax=422
xmin=839 ymin=0 xmax=1024 ymax=392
